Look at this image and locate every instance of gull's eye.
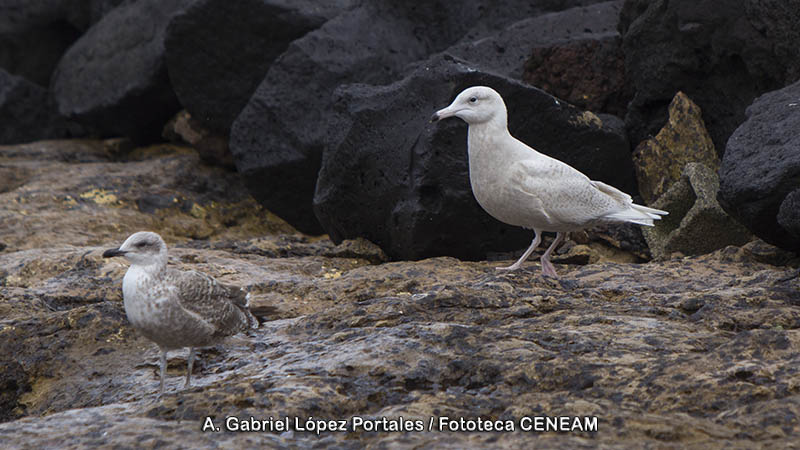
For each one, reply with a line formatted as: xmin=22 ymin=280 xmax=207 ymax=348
xmin=135 ymin=242 xmax=147 ymax=248
xmin=469 ymin=96 xmax=478 ymax=103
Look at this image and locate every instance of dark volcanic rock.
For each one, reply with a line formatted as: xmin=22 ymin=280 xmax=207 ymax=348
xmin=0 ymin=0 xmax=128 ymax=31
xmin=0 ymin=21 xmax=80 ymax=87
xmin=719 ymin=80 xmax=800 ymax=252
xmin=619 ymin=0 xmax=800 ymax=153
xmin=778 ymin=189 xmax=800 ymax=243
xmin=51 ymin=0 xmax=192 ymax=142
xmin=165 ymin=0 xmax=353 ymax=134
xmin=230 ymin=0 xmax=615 ymax=234
xmin=314 ymin=55 xmax=633 ymax=261
xmin=0 ymin=0 xmax=126 ymax=85
xmin=443 ymin=1 xmax=622 ymax=82
xmin=0 ymin=68 xmax=74 ymax=144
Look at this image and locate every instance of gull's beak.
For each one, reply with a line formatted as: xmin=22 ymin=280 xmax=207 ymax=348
xmin=102 ymin=248 xmax=126 ymax=258
xmin=431 ymin=106 xmax=457 ymax=123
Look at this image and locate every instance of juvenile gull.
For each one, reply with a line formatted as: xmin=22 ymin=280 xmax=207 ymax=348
xmin=432 ymin=86 xmax=667 ymax=277
xmin=103 ymin=231 xmax=258 ymax=396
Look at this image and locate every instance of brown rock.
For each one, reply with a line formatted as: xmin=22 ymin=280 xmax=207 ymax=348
xmin=0 ymin=139 xmax=293 ymax=253
xmin=523 ymin=36 xmax=632 ymax=117
xmin=633 ymin=91 xmax=719 ymax=204
xmin=162 ymin=110 xmax=234 ymax=168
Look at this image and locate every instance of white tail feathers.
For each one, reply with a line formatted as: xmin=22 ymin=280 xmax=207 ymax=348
xmin=604 ymin=203 xmax=668 ymax=226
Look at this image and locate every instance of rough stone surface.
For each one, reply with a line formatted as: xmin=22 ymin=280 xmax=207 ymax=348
xmin=0 ymin=0 xmax=129 ymax=32
xmin=619 ymin=0 xmax=800 ymax=152
xmin=633 ymin=91 xmax=719 ymax=204
xmin=0 ymin=68 xmax=76 ymax=144
xmin=719 ymin=80 xmax=800 ymax=252
xmin=644 ymin=163 xmax=752 ymax=258
xmin=442 ymin=1 xmax=622 ymax=82
xmin=2 ymin=138 xmax=800 ymax=448
xmin=165 ymin=0 xmax=352 ymax=134
xmin=314 ymin=54 xmax=634 ymax=261
xmin=505 ymin=1 xmax=631 ymax=116
xmin=0 ymin=20 xmax=80 ymax=87
xmin=0 ymin=140 xmax=293 ymax=253
xmin=230 ymin=0 xmax=617 ymax=234
xmin=0 ymin=1 xmax=125 ymax=86
xmin=523 ymin=35 xmax=629 ymax=118
xmin=162 ymin=110 xmax=233 ymax=169
xmin=778 ymin=189 xmax=800 ymax=243
xmin=51 ymin=0 xmax=192 ymax=142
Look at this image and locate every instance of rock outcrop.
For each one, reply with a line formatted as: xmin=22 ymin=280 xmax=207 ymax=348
xmin=644 ymin=163 xmax=752 ymax=258
xmin=719 ymin=79 xmax=800 ymax=252
xmin=0 ymin=68 xmax=75 ymax=144
xmin=632 ymin=91 xmax=719 ymax=204
xmin=0 ymin=0 xmax=125 ymax=86
xmin=619 ymin=0 xmax=800 ymax=152
xmin=229 ymin=0 xmax=616 ymax=234
xmin=164 ymin=0 xmax=353 ymax=134
xmin=51 ymin=0 xmax=192 ymax=142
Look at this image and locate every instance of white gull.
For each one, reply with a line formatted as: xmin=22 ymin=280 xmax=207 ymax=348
xmin=103 ymin=231 xmax=258 ymax=396
xmin=431 ymin=86 xmax=667 ymax=277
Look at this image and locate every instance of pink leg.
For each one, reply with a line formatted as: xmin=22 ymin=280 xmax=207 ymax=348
xmin=496 ymin=230 xmax=542 ymax=271
xmin=540 ymin=232 xmax=565 ymax=278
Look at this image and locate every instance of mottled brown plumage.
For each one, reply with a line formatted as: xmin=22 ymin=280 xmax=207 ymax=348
xmin=103 ymin=231 xmax=258 ymax=396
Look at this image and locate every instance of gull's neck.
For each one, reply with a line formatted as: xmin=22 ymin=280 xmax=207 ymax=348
xmin=130 ymin=254 xmax=168 ymax=277
xmin=467 ymin=117 xmax=512 ymax=156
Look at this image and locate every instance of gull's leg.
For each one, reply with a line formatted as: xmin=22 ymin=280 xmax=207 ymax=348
xmin=158 ymin=347 xmax=167 ymax=397
xmin=496 ymin=230 xmax=542 ymax=271
xmin=540 ymin=232 xmax=565 ymax=278
xmin=184 ymin=347 xmax=195 ymax=389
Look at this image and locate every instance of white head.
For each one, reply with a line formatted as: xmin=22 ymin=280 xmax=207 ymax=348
xmin=103 ymin=231 xmax=168 ymax=268
xmin=431 ymin=86 xmax=508 ymax=126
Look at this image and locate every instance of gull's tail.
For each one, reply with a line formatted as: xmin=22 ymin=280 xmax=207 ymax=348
xmin=590 ymin=180 xmax=668 ymax=226
xmin=606 ymin=203 xmax=669 ymax=226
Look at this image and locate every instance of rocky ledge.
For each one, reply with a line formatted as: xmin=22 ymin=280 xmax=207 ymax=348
xmin=1 ymin=140 xmax=799 ymax=448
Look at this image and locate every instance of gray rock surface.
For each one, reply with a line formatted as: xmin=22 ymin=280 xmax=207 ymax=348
xmin=445 ymin=1 xmax=623 ymax=81
xmin=644 ymin=163 xmax=752 ymax=258
xmin=778 ymin=189 xmax=800 ymax=242
xmin=0 ymin=68 xmax=75 ymax=144
xmin=164 ymin=0 xmax=353 ymax=134
xmin=51 ymin=0 xmax=192 ymax=141
xmin=0 ymin=0 xmax=125 ymax=85
xmin=719 ymin=79 xmax=800 ymax=252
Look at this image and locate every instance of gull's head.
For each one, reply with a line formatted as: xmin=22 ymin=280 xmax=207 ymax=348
xmin=103 ymin=231 xmax=167 ymax=266
xmin=431 ymin=86 xmax=507 ymax=126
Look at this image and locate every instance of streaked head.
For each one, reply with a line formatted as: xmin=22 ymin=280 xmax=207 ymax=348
xmin=431 ymin=86 xmax=507 ymax=126
xmin=103 ymin=231 xmax=167 ymax=266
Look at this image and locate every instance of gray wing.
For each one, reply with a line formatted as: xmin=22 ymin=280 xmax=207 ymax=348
xmin=508 ymin=158 xmax=622 ymax=227
xmin=170 ymin=269 xmax=258 ymax=337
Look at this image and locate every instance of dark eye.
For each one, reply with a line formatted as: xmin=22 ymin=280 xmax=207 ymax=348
xmin=135 ymin=242 xmax=147 ymax=248
xmin=469 ymin=96 xmax=478 ymax=103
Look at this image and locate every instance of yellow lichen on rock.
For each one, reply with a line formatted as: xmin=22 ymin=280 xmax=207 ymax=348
xmin=570 ymin=110 xmax=603 ymax=128
xmin=632 ymin=92 xmax=719 ymax=204
xmin=79 ymin=188 xmax=120 ymax=206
